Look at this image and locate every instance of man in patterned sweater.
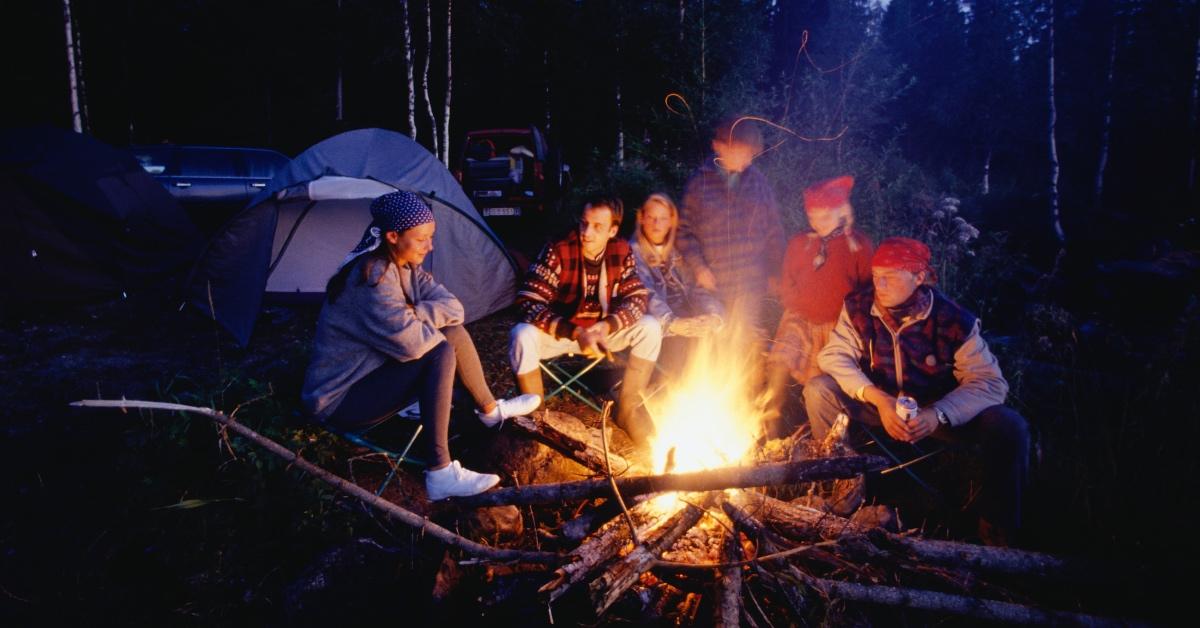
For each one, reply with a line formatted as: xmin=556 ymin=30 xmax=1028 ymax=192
xmin=510 ymin=195 xmax=662 ymax=448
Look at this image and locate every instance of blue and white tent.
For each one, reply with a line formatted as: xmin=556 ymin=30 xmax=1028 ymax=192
xmin=188 ymin=128 xmax=518 ymax=345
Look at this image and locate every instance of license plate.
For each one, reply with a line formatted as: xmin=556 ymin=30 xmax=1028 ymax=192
xmin=475 ymin=190 xmax=503 ymax=198
xmin=483 ymin=207 xmax=521 ymax=217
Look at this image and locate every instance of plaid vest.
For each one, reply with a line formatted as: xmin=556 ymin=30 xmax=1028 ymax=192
xmin=844 ymin=286 xmax=976 ymax=406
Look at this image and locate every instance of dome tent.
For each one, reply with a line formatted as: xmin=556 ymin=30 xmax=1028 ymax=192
xmin=188 ymin=128 xmax=518 ymax=345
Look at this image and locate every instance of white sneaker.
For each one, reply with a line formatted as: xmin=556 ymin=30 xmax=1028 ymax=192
xmin=476 ymin=394 xmax=542 ymax=427
xmin=425 ymin=460 xmax=501 ymax=500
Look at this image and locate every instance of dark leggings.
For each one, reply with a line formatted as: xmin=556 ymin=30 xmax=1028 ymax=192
xmin=325 ymin=341 xmax=456 ymax=467
xmin=441 ymin=324 xmax=497 ymax=412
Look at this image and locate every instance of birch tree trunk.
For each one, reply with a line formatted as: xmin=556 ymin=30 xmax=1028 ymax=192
xmin=401 ymin=0 xmax=416 ymax=139
xmin=336 ymin=0 xmax=344 ymax=122
xmin=982 ymin=148 xmax=992 ymax=196
xmin=1048 ymin=0 xmax=1065 ymax=244
xmin=62 ymin=0 xmax=84 ymax=133
xmin=616 ymin=83 xmax=625 ymax=166
xmin=679 ymin=0 xmax=686 ymax=44
xmin=422 ymin=0 xmax=439 ymax=157
xmin=1189 ymin=4 xmax=1200 ymax=196
xmin=1094 ymin=21 xmax=1117 ymax=209
xmin=440 ymin=0 xmax=452 ymax=166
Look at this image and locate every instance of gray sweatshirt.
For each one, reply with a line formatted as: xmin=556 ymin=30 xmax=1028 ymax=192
xmin=301 ymin=259 xmax=464 ymax=419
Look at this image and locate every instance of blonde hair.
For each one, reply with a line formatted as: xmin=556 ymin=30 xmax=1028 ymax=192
xmin=636 ymin=193 xmax=680 ymax=263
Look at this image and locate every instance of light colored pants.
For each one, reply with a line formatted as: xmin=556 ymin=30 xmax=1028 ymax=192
xmin=509 ymin=316 xmax=663 ymax=375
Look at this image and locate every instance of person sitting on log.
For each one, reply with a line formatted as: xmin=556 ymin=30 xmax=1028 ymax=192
xmin=763 ymin=175 xmax=873 ymax=434
xmin=509 ymin=194 xmax=661 ymax=451
xmin=301 ymin=190 xmax=540 ymax=501
xmin=629 ymin=192 xmax=723 ymax=374
xmin=804 ymin=237 xmax=1029 ymax=546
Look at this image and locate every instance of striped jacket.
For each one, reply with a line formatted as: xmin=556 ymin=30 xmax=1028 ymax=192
xmin=517 ymin=231 xmax=649 ymax=340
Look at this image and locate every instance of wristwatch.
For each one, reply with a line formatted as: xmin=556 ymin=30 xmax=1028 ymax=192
xmin=934 ymin=407 xmax=950 ymax=426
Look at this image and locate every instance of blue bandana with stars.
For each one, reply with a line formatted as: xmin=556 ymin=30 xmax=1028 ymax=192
xmin=340 ymin=190 xmax=435 ymax=270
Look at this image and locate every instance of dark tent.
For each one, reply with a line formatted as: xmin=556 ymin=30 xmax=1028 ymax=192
xmin=188 ymin=128 xmax=519 ymax=345
xmin=0 ymin=126 xmax=204 ymax=307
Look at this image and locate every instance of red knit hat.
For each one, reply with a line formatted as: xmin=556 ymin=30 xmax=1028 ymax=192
xmin=871 ymin=237 xmax=931 ymax=274
xmin=803 ymin=175 xmax=855 ymax=212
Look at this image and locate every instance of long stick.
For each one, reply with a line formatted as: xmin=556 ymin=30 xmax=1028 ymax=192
xmin=449 ymin=456 xmax=888 ymax=508
xmin=794 ymin=569 xmax=1129 ymax=626
xmin=729 ymin=491 xmax=1076 ymax=578
xmin=598 ymin=401 xmax=638 ymax=544
xmin=72 ymin=399 xmax=560 ymax=564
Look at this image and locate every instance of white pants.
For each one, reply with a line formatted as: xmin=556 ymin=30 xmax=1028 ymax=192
xmin=509 ymin=316 xmax=663 ymax=375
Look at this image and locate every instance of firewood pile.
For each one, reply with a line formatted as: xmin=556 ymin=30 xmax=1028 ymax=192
xmin=438 ymin=408 xmax=1121 ymax=626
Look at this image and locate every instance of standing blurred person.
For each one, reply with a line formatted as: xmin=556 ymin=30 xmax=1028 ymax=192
xmin=676 ymin=117 xmax=786 ymax=332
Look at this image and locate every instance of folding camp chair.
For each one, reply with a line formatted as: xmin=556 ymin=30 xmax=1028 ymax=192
xmin=539 ymin=353 xmax=608 ymax=413
xmin=325 ymin=400 xmax=427 ymax=496
xmin=856 ymin=423 xmax=944 ymax=498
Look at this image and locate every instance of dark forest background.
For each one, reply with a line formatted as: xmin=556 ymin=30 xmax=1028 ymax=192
xmin=3 ymin=0 xmax=1200 ymax=624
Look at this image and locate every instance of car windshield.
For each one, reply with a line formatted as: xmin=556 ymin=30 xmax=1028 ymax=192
xmin=466 ymin=133 xmax=533 ymax=161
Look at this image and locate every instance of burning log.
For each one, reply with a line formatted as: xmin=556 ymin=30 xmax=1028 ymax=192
xmin=508 ymin=410 xmax=636 ymax=475
xmin=714 ymin=529 xmax=743 ymax=627
xmin=587 ymin=495 xmax=714 ymax=616
xmin=448 ymin=455 xmax=888 ymax=508
xmin=539 ymin=499 xmax=682 ymax=603
xmin=729 ymin=490 xmax=1077 ymax=578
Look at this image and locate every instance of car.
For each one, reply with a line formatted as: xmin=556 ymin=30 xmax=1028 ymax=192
xmin=130 ymin=144 xmax=290 ymax=234
xmin=455 ymin=126 xmax=569 ymax=258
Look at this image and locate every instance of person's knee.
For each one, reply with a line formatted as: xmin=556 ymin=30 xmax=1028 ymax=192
xmin=978 ymin=406 xmax=1030 ymax=459
xmin=803 ymin=374 xmax=839 ymax=406
xmin=429 ymin=340 xmax=456 ymax=373
xmin=509 ymin=323 xmax=542 ymax=373
xmin=629 ymin=315 xmax=663 ymax=358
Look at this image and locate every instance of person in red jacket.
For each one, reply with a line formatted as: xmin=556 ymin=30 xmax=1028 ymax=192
xmin=763 ymin=175 xmax=873 ymax=432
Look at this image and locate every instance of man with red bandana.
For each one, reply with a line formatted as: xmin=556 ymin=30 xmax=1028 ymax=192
xmin=805 ymin=236 xmax=1029 ymax=546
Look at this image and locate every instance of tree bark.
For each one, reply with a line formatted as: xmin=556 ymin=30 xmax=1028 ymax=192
xmin=440 ymin=0 xmax=452 ymax=165
xmin=714 ymin=529 xmax=743 ymax=627
xmin=729 ymin=491 xmax=1077 ymax=578
xmin=72 ymin=399 xmax=560 ymax=564
xmin=508 ymin=410 xmax=634 ymax=475
xmin=401 ymin=0 xmax=416 ymax=139
xmin=540 ymin=499 xmax=682 ymax=603
xmin=448 ymin=456 xmax=888 ymax=508
xmin=982 ymin=148 xmax=991 ymax=196
xmin=1048 ymin=0 xmax=1065 ymax=244
xmin=62 ymin=0 xmax=84 ymax=133
xmin=794 ymin=569 xmax=1125 ymax=626
xmin=588 ymin=496 xmax=711 ymax=615
xmin=422 ymin=0 xmax=439 ymax=157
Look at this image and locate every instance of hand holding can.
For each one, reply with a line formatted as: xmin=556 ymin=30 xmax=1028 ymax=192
xmin=895 ymin=396 xmax=919 ymax=421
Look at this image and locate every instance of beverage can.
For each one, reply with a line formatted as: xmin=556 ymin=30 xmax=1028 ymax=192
xmin=896 ymin=396 xmax=919 ymax=421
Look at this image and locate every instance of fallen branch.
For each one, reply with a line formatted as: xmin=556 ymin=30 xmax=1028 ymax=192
xmin=449 ymin=455 xmax=889 ymax=508
xmin=794 ymin=568 xmax=1130 ymax=626
xmin=72 ymin=398 xmax=560 ymax=564
xmin=729 ymin=491 xmax=1076 ymax=577
xmin=509 ymin=409 xmax=634 ymax=474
